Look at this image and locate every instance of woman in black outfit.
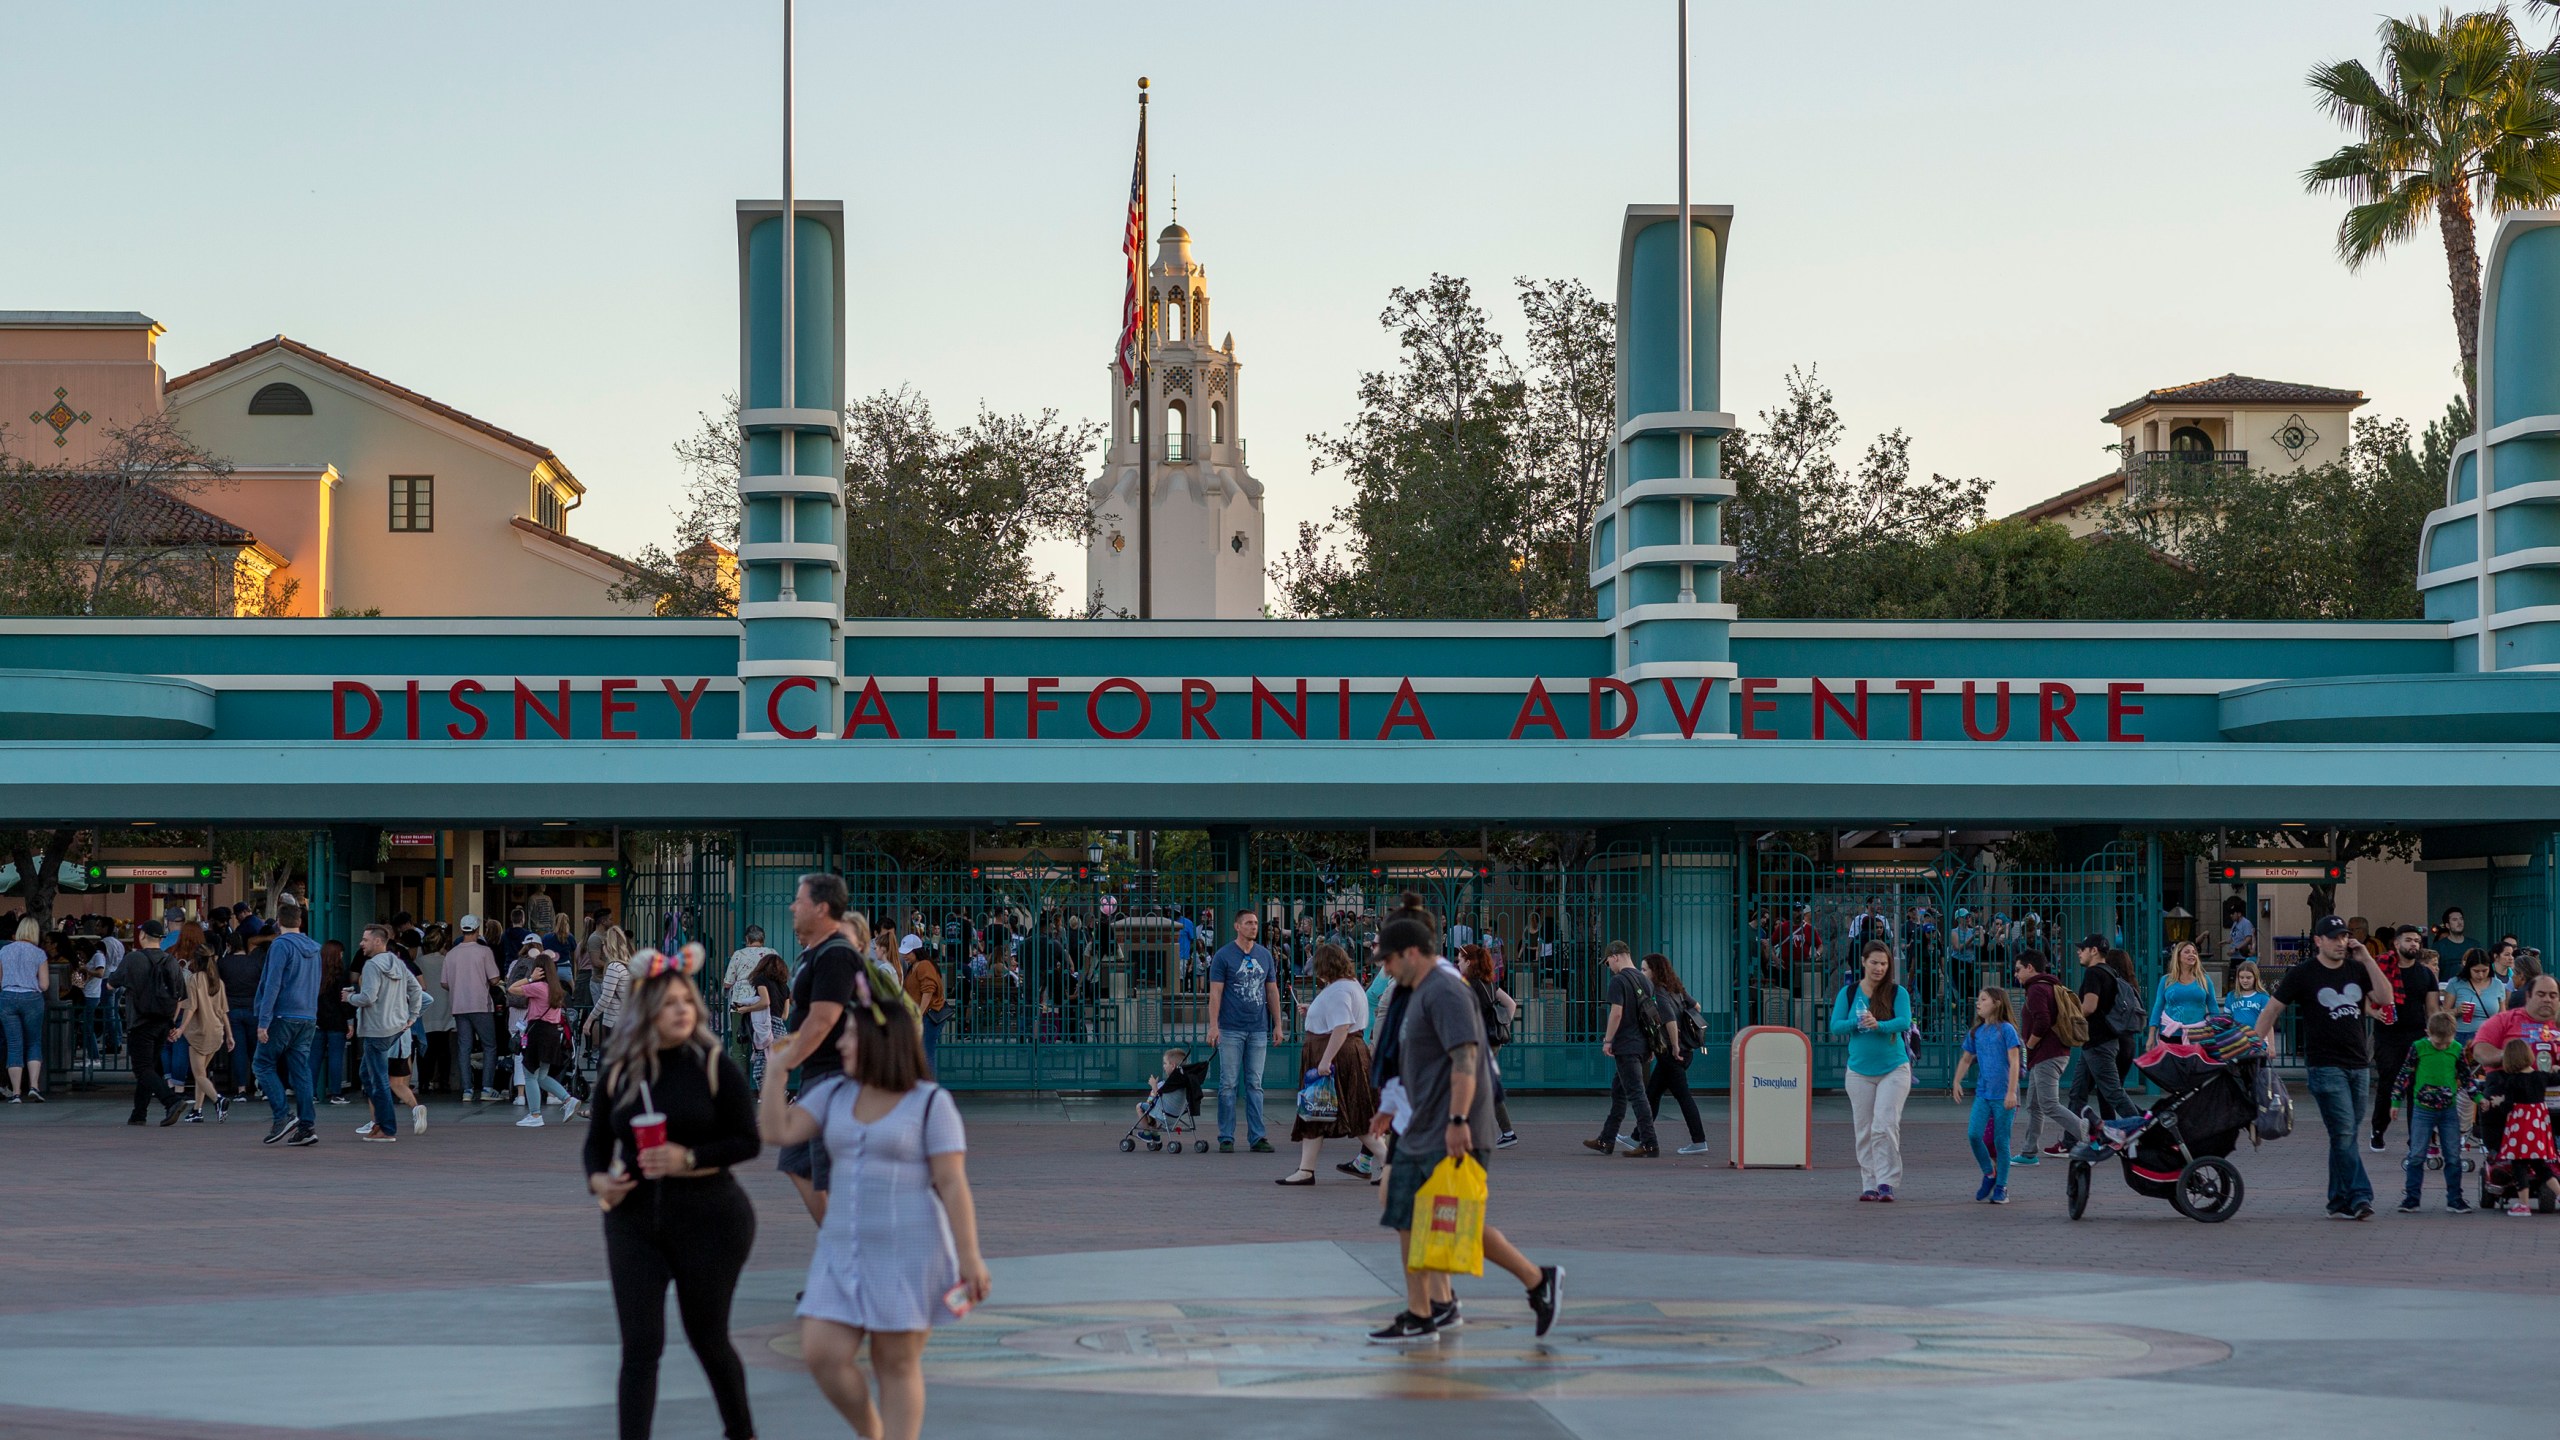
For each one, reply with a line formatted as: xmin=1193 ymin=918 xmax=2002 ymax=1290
xmin=584 ymin=950 xmax=761 ymax=1440
xmin=1639 ymin=953 xmax=1711 ymax=1155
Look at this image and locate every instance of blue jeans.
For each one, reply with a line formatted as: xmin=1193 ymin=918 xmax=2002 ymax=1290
xmin=225 ymin=1007 xmax=260 ymax=1089
xmin=359 ymin=1035 xmax=398 ymax=1133
xmin=2403 ymin=1100 xmax=2463 ymax=1206
xmin=1968 ymin=1094 xmax=2015 ymax=1190
xmin=307 ymin=1025 xmax=347 ymax=1097
xmin=2305 ymin=1065 xmax=2373 ymax=1212
xmin=0 ymin=989 xmax=43 ymax=1071
xmin=254 ymin=1018 xmax=317 ymax=1132
xmin=1215 ymin=1028 xmax=1269 ymax=1143
xmin=453 ymin=1011 xmax=503 ymax=1095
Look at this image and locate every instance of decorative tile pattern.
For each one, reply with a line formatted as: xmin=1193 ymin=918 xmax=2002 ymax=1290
xmin=1208 ymin=366 xmax=1230 ymax=396
xmin=2270 ymin=413 xmax=2318 ymax=461
xmin=1162 ymin=366 xmax=1193 ymax=396
xmin=31 ymin=387 xmax=90 ymax=448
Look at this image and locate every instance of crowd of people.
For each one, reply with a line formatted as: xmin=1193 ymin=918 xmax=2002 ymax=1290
xmin=1807 ymin=902 xmax=2560 ymax=1219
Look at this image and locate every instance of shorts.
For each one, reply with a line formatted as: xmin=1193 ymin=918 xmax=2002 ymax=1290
xmin=1380 ymin=1147 xmax=1489 ymax=1233
xmin=778 ymin=1136 xmax=833 ymax=1192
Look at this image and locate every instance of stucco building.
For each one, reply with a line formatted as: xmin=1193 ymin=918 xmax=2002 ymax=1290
xmin=2 ymin=312 xmax=644 ymax=617
xmin=2010 ymin=373 xmax=2368 ymax=536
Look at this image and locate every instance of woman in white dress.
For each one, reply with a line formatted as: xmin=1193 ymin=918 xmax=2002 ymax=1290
xmin=759 ymin=964 xmax=992 ymax=1440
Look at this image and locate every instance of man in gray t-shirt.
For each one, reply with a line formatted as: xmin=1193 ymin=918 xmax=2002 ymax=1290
xmin=1364 ymin=906 xmax=1561 ymax=1347
xmin=1399 ymin=962 xmax=1496 ymax=1156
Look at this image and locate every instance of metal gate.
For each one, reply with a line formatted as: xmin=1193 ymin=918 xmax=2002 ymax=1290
xmin=1743 ymin=840 xmax=2156 ymax=1087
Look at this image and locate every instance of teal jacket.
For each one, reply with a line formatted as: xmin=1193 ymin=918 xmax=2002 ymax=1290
xmin=1828 ymin=983 xmax=1913 ymax=1077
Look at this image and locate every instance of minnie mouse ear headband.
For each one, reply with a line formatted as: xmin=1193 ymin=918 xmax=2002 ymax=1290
xmin=637 ymin=947 xmax=704 ymax=981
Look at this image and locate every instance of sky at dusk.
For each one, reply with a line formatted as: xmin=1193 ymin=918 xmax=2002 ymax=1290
xmin=8 ymin=1 xmax=2500 ymax=597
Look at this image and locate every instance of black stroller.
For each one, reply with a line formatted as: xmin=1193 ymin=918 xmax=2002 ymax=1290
xmin=1119 ymin=1058 xmax=1213 ymax=1155
xmin=2067 ymin=1039 xmax=2269 ymax=1223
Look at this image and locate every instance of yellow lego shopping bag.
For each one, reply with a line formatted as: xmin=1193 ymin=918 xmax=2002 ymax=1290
xmin=1405 ymin=1153 xmax=1488 ymax=1275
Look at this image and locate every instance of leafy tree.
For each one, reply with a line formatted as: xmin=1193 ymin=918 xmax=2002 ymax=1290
xmin=1720 ymin=365 xmax=1993 ymax=616
xmin=616 ymin=390 xmax=1102 ymax=619
xmin=0 ymin=413 xmax=253 ymax=617
xmin=2306 ymin=10 xmax=2560 ymax=407
xmin=1275 ymin=275 xmax=1614 ymax=619
xmin=0 ymin=828 xmax=85 ymax=931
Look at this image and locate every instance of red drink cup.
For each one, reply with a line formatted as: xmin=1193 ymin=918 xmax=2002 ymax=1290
xmin=632 ymin=1112 xmax=668 ymax=1151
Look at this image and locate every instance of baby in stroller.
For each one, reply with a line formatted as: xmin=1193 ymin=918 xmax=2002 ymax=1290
xmin=1122 ymin=1048 xmax=1214 ymax=1154
xmin=2477 ymin=1039 xmax=2560 ymax=1215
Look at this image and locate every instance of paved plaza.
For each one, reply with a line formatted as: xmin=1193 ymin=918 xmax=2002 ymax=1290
xmin=4 ymin=1087 xmax=2551 ymax=1439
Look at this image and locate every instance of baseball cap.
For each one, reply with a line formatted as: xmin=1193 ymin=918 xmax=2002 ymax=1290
xmin=2077 ymin=934 xmax=2107 ymax=953
xmin=519 ymin=934 xmax=546 ymax=952
xmin=2311 ymin=914 xmax=2352 ymax=939
xmin=458 ymin=914 xmax=480 ymax=932
xmin=899 ymin=933 xmax=924 ymax=955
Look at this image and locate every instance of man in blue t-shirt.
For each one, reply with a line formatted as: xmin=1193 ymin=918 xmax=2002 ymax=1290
xmin=1207 ymin=911 xmax=1283 ymax=1152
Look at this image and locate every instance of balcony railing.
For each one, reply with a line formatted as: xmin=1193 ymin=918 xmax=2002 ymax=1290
xmin=2128 ymin=449 xmax=2247 ymax=471
xmin=1166 ymin=433 xmax=1187 ymax=462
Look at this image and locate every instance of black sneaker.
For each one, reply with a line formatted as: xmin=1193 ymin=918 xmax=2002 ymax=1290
xmin=262 ymin=1121 xmax=294 ymax=1145
xmin=2396 ymin=1197 xmax=2421 ymax=1214
xmin=1431 ymin=1299 xmax=1463 ymax=1331
xmin=2449 ymin=1196 xmax=2475 ymax=1214
xmin=2351 ymin=1202 xmax=2375 ymax=1221
xmin=1249 ymin=1138 xmax=1275 ymax=1154
xmin=158 ymin=1106 xmax=183 ymax=1127
xmin=286 ymin=1126 xmax=319 ymax=1147
xmin=1366 ymin=1311 xmax=1441 ymax=1345
xmin=23 ymin=1090 xmax=41 ymax=1103
xmin=1526 ymin=1265 xmax=1563 ymax=1337
xmin=1496 ymin=1131 xmax=1519 ymax=1149
xmin=1218 ymin=1139 xmax=1234 ymax=1154
xmin=2368 ymin=1133 xmax=2387 ymax=1153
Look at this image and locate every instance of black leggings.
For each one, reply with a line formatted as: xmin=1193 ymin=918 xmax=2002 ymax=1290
xmin=1646 ymin=1051 xmax=1706 ymax=1144
xmin=604 ymin=1174 xmax=758 ymax=1440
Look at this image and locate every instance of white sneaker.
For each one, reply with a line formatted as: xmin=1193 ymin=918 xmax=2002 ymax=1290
xmin=463 ymin=1089 xmax=480 ymax=1103
xmin=411 ymin=1105 xmax=427 ymax=1135
xmin=515 ymin=1113 xmax=545 ymax=1129
xmin=1676 ymin=1141 xmax=1712 ymax=1156
xmin=513 ymin=1092 xmax=527 ymax=1107
xmin=355 ymin=1121 xmax=378 ymax=1137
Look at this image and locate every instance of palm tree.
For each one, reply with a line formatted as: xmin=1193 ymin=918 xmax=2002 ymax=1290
xmin=2305 ymin=9 xmax=2560 ymax=410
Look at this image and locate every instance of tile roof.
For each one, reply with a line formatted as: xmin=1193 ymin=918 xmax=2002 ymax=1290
xmin=165 ymin=336 xmax=582 ymax=491
xmin=2 ymin=473 xmax=255 ymax=547
xmin=511 ymin=516 xmax=647 ymax=578
xmin=2102 ymin=374 xmax=2367 ymax=425
xmin=2007 ymin=471 xmax=2126 ymax=524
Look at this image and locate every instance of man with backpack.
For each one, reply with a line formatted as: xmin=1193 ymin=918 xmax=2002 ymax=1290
xmin=2010 ymin=951 xmax=2085 ymax=1163
xmin=113 ymin=920 xmax=186 ymax=1126
xmin=1584 ymin=940 xmax=1662 ymax=1157
xmin=2065 ymin=936 xmax=2136 ymax=1124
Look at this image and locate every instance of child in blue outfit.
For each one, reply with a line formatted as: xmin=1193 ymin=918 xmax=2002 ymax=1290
xmin=1952 ymin=986 xmax=2025 ymax=1204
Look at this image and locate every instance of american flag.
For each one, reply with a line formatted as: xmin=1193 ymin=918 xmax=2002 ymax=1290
xmin=1114 ymin=109 xmax=1147 ymax=387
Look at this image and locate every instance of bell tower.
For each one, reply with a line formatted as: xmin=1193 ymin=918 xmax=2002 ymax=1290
xmin=1085 ymin=217 xmax=1266 ymax=618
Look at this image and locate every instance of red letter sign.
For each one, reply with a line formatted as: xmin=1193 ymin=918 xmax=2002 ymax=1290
xmin=599 ymin=678 xmax=637 ymax=740
xmin=332 ymin=681 xmax=381 ymax=740
xmin=1738 ymin=677 xmax=1777 ymax=739
xmin=1026 ymin=678 xmax=1060 ymax=738
xmin=1812 ymin=680 xmax=1868 ymax=740
xmin=1658 ymin=677 xmax=1715 ymax=739
xmin=1252 ymin=679 xmax=1307 ymax=739
xmin=659 ymin=678 xmax=707 ymax=740
xmin=766 ymin=676 xmax=817 ymax=740
xmin=926 ymin=678 xmax=958 ymax=739
xmin=2107 ymin=682 xmax=2146 ymax=742
xmin=843 ymin=676 xmax=899 ymax=738
xmin=2038 ymin=683 xmax=2079 ymax=742
xmin=1961 ymin=682 xmax=2010 ymax=741
xmin=1182 ymin=679 xmax=1221 ymax=738
xmin=1588 ymin=678 xmax=1637 ymax=739
xmin=1509 ymin=679 xmax=1567 ymax=739
xmin=1893 ymin=679 xmax=1936 ymax=739
xmin=1087 ymin=678 xmax=1151 ymax=740
xmin=447 ymin=680 xmax=488 ymax=740
xmin=1377 ymin=679 xmax=1435 ymax=739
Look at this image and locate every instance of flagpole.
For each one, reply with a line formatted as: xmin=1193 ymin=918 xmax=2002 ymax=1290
xmin=1676 ymin=0 xmax=1690 ymax=462
xmin=1136 ymin=77 xmax=1154 ymax=621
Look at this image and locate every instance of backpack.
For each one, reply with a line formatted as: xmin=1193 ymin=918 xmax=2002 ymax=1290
xmin=1628 ymin=975 xmax=1672 ymax=1054
xmin=130 ymin=951 xmax=185 ymax=1018
xmin=1673 ymin=991 xmax=1707 ymax=1052
xmin=2045 ymin=978 xmax=2089 ymax=1048
xmin=2106 ymin=968 xmax=2146 ymax=1040
xmin=1472 ymin=978 xmax=1512 ymax=1048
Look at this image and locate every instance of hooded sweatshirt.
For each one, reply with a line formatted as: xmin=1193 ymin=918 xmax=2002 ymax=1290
xmin=255 ymin=929 xmax=323 ymax=1029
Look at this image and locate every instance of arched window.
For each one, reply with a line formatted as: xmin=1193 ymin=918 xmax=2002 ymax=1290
xmin=1209 ymin=401 xmax=1226 ymax=445
xmin=2168 ymin=425 xmax=2215 ymax=458
xmin=248 ymin=381 xmax=312 ymax=415
xmin=1166 ymin=400 xmax=1188 ymax=461
xmin=1193 ymin=288 xmax=1207 ymax=345
xmin=1129 ymin=402 xmax=1143 ymax=443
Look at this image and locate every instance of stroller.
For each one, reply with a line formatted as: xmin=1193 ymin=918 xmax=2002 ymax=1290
xmin=1119 ymin=1059 xmax=1213 ymax=1155
xmin=2472 ymin=1077 xmax=2559 ymax=1213
xmin=2067 ymin=1028 xmax=2271 ymax=1224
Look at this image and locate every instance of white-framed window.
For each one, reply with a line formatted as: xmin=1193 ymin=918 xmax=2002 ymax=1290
xmin=535 ymin=482 xmax=567 ymax=531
